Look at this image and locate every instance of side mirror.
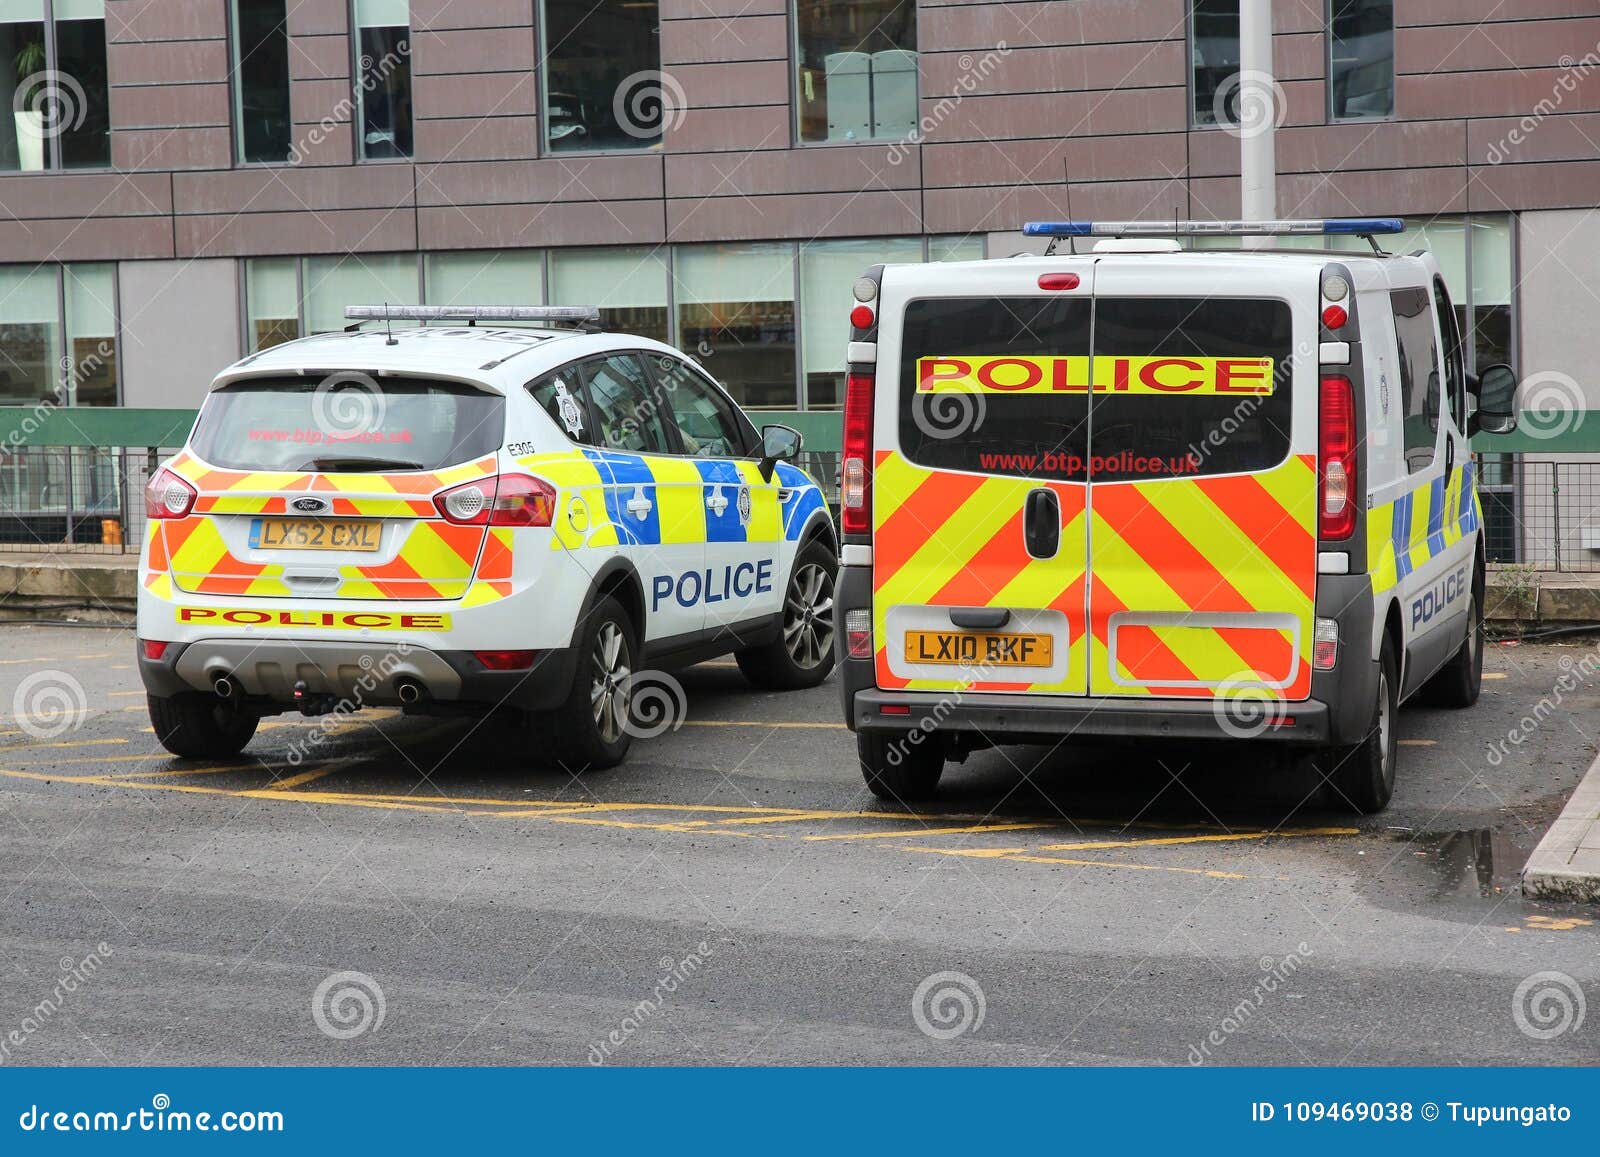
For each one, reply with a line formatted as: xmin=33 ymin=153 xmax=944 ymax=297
xmin=1469 ymin=363 xmax=1518 ymax=436
xmin=756 ymin=423 xmax=802 ymax=483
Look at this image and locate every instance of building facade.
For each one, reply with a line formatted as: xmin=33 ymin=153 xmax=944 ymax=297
xmin=0 ymin=2 xmax=1594 ymax=439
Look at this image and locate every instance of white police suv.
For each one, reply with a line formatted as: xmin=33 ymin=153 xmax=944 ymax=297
xmin=137 ymin=306 xmax=837 ymax=769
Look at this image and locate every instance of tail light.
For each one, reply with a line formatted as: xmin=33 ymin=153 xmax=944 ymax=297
xmin=144 ymin=468 xmax=196 ymax=520
xmin=841 ymin=371 xmax=874 ymax=536
xmin=473 ymin=649 xmax=538 ymax=670
xmin=1318 ymin=374 xmax=1356 ymax=540
xmin=435 ymin=474 xmax=556 ymax=527
xmin=844 ymin=608 xmax=872 ymax=658
xmin=140 ymin=639 xmax=169 ymax=661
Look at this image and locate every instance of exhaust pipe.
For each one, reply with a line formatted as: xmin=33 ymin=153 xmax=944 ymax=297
xmin=213 ymin=674 xmax=236 ymax=699
xmin=396 ymin=680 xmax=425 ymax=705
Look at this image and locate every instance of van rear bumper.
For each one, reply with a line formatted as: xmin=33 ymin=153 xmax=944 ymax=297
xmin=852 ymin=689 xmax=1331 ymax=744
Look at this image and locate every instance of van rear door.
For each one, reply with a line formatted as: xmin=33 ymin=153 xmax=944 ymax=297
xmin=874 ymin=260 xmax=1095 ymax=695
xmin=1085 ymin=263 xmax=1318 ymax=701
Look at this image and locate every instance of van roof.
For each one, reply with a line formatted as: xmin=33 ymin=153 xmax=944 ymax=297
xmin=884 ymin=247 xmax=1435 ymax=279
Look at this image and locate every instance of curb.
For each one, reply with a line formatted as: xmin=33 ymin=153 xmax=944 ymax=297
xmin=1522 ymin=750 xmax=1600 ymax=903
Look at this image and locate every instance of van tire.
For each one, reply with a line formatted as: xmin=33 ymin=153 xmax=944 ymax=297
xmin=1419 ymin=576 xmax=1484 ymax=708
xmin=551 ymin=595 xmax=638 ymax=772
xmin=1322 ymin=636 xmax=1399 ymax=815
xmin=859 ymin=730 xmax=944 ymax=802
xmin=736 ymin=539 xmax=838 ymax=690
xmin=148 ymin=693 xmax=258 ymax=759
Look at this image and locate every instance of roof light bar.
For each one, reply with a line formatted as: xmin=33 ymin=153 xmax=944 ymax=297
xmin=343 ymin=305 xmax=601 ymax=323
xmin=1023 ymin=218 xmax=1405 ymax=238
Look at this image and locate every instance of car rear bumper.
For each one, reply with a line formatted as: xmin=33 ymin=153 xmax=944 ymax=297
xmin=852 ymin=688 xmax=1331 ymax=743
xmin=138 ymin=637 xmax=578 ymax=714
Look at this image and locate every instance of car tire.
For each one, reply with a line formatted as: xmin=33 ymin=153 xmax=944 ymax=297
xmin=1419 ymin=569 xmax=1484 ymax=708
xmin=736 ymin=538 xmax=838 ymax=691
xmin=1322 ymin=635 xmax=1399 ymax=815
xmin=551 ymin=594 xmax=638 ymax=772
xmin=858 ymin=729 xmax=944 ymax=802
xmin=148 ymin=693 xmax=258 ymax=759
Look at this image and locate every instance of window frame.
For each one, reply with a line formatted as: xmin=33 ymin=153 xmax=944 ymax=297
xmin=1325 ymin=0 xmax=1396 ymax=124
xmin=229 ymin=0 xmax=294 ymax=166
xmin=577 ymin=350 xmax=684 ymax=456
xmin=0 ymin=261 xmax=120 ymax=406
xmin=3 ymin=0 xmax=112 ymax=172
xmin=1389 ymin=285 xmax=1441 ymax=474
xmin=1185 ymin=0 xmax=1239 ymax=131
xmin=537 ymin=0 xmax=666 ymax=156
xmin=349 ymin=0 xmax=413 ymax=163
xmin=1431 ymin=275 xmax=1466 ymax=434
xmin=791 ymin=0 xmax=920 ymax=148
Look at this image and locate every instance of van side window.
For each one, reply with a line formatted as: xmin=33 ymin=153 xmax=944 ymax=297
xmin=1432 ymin=277 xmax=1465 ymax=431
xmin=1390 ymin=287 xmax=1440 ymax=473
xmin=526 ymin=366 xmax=595 ymax=445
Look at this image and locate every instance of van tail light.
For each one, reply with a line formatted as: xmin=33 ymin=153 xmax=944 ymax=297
xmin=435 ymin=474 xmax=556 ymax=527
xmin=144 ymin=468 xmax=196 ymax=520
xmin=841 ymin=371 xmax=874 ymax=536
xmin=1318 ymin=374 xmax=1356 ymax=540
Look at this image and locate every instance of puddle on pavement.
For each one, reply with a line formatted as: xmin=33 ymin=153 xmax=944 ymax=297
xmin=1365 ymin=826 xmax=1537 ymax=905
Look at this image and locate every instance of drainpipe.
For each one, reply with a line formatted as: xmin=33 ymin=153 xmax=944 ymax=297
xmin=1239 ymin=0 xmax=1277 ymax=249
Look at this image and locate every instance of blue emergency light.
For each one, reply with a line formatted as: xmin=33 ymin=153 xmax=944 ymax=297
xmin=1023 ymin=218 xmax=1405 ymax=238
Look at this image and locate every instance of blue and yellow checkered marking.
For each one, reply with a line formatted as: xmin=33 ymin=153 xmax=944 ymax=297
xmin=777 ymin=461 xmax=827 ymax=542
xmin=1370 ymin=459 xmax=1478 ymax=595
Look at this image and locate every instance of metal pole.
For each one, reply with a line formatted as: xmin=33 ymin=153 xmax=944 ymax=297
xmin=1239 ymin=0 xmax=1276 ymax=249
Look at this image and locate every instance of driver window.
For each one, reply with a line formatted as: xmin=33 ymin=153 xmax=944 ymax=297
xmin=652 ymin=355 xmax=747 ymax=458
xmin=581 ymin=353 xmax=675 ymax=454
xmin=1433 ymin=277 xmax=1466 ymax=431
xmin=1390 ymin=287 xmax=1441 ymax=473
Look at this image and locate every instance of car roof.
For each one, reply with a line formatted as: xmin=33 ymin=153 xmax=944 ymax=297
xmin=210 ymin=326 xmax=694 ymax=395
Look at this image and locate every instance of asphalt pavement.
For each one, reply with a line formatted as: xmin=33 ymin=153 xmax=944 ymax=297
xmin=0 ymin=624 xmax=1596 ymax=1066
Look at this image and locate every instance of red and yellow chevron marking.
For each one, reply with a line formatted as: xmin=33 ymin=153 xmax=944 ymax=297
xmin=166 ymin=452 xmax=496 ymax=498
xmin=461 ymin=528 xmax=515 ymax=608
xmin=872 ymin=451 xmax=1089 ymax=694
xmin=870 ymin=452 xmax=1317 ymax=700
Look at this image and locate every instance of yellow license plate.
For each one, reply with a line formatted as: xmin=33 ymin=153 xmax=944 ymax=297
xmin=904 ymin=630 xmax=1053 ymax=668
xmin=250 ymin=517 xmax=381 ymax=552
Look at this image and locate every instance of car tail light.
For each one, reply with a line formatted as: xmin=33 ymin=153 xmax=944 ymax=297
xmin=435 ymin=474 xmax=555 ymax=527
xmin=841 ymin=371 xmax=874 ymax=536
xmin=140 ymin=639 xmax=169 ymax=660
xmin=845 ymin=608 xmax=872 ymax=658
xmin=1318 ymin=374 xmax=1356 ymax=540
xmin=473 ymin=649 xmax=538 ymax=670
xmin=1313 ymin=618 xmax=1339 ymax=670
xmin=144 ymin=468 xmax=196 ymax=520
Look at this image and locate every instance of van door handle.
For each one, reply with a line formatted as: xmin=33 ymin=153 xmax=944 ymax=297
xmin=949 ymin=607 xmax=1010 ymax=629
xmin=1024 ymin=488 xmax=1060 ymax=559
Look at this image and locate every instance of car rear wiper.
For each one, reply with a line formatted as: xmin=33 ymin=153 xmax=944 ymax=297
xmin=299 ymin=456 xmax=428 ymax=472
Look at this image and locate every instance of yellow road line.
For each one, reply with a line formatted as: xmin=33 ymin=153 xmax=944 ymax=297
xmin=116 ymin=764 xmax=266 ymax=779
xmin=20 ymin=752 xmax=180 ymax=765
xmin=1398 ymin=739 xmax=1436 ymax=747
xmin=0 ymin=737 xmax=127 ymax=751
xmin=897 ymin=844 xmax=1250 ymax=879
xmin=265 ymin=767 xmax=335 ymax=791
xmin=1483 ymin=672 xmax=1507 ymax=680
xmin=681 ymin=719 xmax=849 ymax=729
xmin=806 ymin=821 xmax=1058 ymax=842
xmin=74 ymin=653 xmax=113 ymax=659
xmin=108 ymin=690 xmax=143 ymax=698
xmin=1037 ymin=827 xmax=1357 ymax=853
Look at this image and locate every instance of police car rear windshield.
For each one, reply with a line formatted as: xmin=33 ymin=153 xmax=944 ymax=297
xmin=190 ymin=377 xmax=505 ymax=473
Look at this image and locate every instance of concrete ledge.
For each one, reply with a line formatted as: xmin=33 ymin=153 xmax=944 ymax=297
xmin=1486 ymin=568 xmax=1600 ymax=630
xmin=1523 ymin=751 xmax=1600 ymax=903
xmin=0 ymin=553 xmax=137 ymax=621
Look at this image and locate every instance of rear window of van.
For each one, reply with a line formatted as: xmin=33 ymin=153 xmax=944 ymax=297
xmin=897 ymin=296 xmax=1293 ymax=481
xmin=189 ymin=377 xmax=505 ymax=473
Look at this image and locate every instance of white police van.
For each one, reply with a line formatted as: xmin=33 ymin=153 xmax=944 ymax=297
xmin=137 ymin=306 xmax=837 ymax=769
xmin=833 ymin=219 xmax=1519 ymax=812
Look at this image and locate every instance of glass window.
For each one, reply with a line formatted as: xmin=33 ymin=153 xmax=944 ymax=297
xmin=232 ymin=0 xmax=291 ymax=163
xmin=1470 ymin=216 xmax=1513 ymax=371
xmin=676 ymin=242 xmax=796 ymax=409
xmin=929 ymin=234 xmax=984 ymax=262
xmin=246 ymin=257 xmax=300 ymax=351
xmin=1190 ymin=0 xmax=1238 ymax=126
xmin=303 ymin=253 xmax=419 ymax=334
xmin=580 ymin=353 xmax=674 ymax=454
xmin=1 ymin=0 xmax=110 ymax=171
xmin=653 ymin=355 xmax=748 ymax=458
xmin=1329 ymin=0 xmax=1393 ymax=121
xmin=1432 ymin=277 xmax=1464 ymax=430
xmin=527 ymin=364 xmax=595 ymax=445
xmin=548 ymin=246 xmax=668 ymax=342
xmin=355 ymin=0 xmax=411 ymax=159
xmin=795 ymin=0 xmax=917 ymax=144
xmin=64 ymin=262 xmax=115 ymax=405
xmin=1390 ymin=287 xmax=1440 ymax=473
xmin=800 ymin=237 xmax=920 ymax=408
xmin=424 ymin=251 xmax=543 ymax=318
xmin=541 ymin=0 xmax=662 ymax=152
xmin=0 ymin=264 xmax=61 ymax=403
